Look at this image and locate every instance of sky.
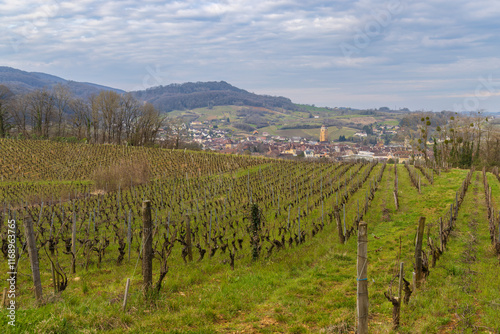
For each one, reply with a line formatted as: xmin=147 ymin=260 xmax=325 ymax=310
xmin=1 ymin=0 xmax=500 ymax=112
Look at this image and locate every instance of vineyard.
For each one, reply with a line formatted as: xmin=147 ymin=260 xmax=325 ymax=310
xmin=1 ymin=138 xmax=500 ymax=333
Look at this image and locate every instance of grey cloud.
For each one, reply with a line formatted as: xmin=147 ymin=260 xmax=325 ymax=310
xmin=1 ymin=0 xmax=500 ymax=111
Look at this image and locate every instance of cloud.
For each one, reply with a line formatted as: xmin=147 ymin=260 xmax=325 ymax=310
xmin=1 ymin=0 xmax=499 ymax=111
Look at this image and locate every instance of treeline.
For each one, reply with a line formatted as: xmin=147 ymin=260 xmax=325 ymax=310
xmin=280 ymin=124 xmax=322 ymax=130
xmin=0 ymin=84 xmax=166 ymax=146
xmin=401 ymin=111 xmax=500 ymax=168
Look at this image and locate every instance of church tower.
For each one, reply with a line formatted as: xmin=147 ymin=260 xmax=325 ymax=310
xmin=320 ymin=125 xmax=327 ymax=142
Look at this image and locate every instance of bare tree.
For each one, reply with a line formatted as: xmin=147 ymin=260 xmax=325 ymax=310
xmin=27 ymin=89 xmax=55 ymax=138
xmin=9 ymin=95 xmax=30 ymax=137
xmin=70 ymin=98 xmax=92 ymax=140
xmin=0 ymin=85 xmax=14 ymax=137
xmin=165 ymin=117 xmax=189 ymax=149
xmin=88 ymin=94 xmax=101 ymax=143
xmin=417 ymin=114 xmax=431 ymax=165
xmin=120 ymin=93 xmax=140 ymax=143
xmin=96 ymin=91 xmax=120 ymax=143
xmin=52 ymin=84 xmax=72 ymax=137
xmin=131 ymin=103 xmax=164 ymax=146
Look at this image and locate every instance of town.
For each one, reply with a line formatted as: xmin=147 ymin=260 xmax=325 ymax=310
xmin=183 ymin=122 xmax=424 ymax=163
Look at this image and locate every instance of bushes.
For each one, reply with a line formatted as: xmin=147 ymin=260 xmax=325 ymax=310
xmin=233 ymin=123 xmax=255 ymax=132
xmin=92 ymin=157 xmax=150 ymax=191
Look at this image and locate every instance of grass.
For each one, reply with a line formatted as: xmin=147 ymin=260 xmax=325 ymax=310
xmin=398 ymin=171 xmax=500 ymax=333
xmin=1 ymin=164 xmax=499 ymax=333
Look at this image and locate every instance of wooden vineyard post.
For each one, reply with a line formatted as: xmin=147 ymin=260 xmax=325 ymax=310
xmin=24 ymin=216 xmax=43 ymax=303
xmin=71 ymin=212 xmax=77 ymax=274
xmin=142 ymin=200 xmax=153 ymax=294
xmin=51 ymin=262 xmax=57 ymax=293
xmin=395 ymin=262 xmax=404 ymax=328
xmin=334 ymin=206 xmax=345 ymax=244
xmin=251 ymin=203 xmax=261 ymax=260
xmin=439 ymin=217 xmax=444 ymax=252
xmin=298 ymin=208 xmax=301 ymax=244
xmin=357 ymin=222 xmax=368 ymax=334
xmin=497 ymin=216 xmax=500 ymax=256
xmin=415 ymin=217 xmax=426 ymax=289
xmin=123 ymin=278 xmax=131 ymax=312
xmin=343 ymin=204 xmax=346 ymax=240
xmin=394 ymin=163 xmax=399 ymax=210
xmin=185 ymin=215 xmax=193 ymax=262
xmin=127 ymin=210 xmax=132 ymax=262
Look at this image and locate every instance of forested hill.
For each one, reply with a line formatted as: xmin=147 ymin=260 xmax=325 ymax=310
xmin=0 ymin=66 xmax=125 ymax=98
xmin=0 ymin=66 xmax=298 ymax=112
xmin=131 ymin=81 xmax=298 ymax=112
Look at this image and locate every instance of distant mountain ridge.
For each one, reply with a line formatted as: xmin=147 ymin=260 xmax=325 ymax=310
xmin=0 ymin=66 xmax=125 ymax=98
xmin=0 ymin=66 xmax=297 ymax=112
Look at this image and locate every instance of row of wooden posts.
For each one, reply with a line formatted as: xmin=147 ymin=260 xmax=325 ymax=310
xmin=357 ymin=217 xmax=427 ymax=333
xmin=482 ymin=167 xmax=500 ymax=259
xmin=7 ymin=171 xmax=481 ymax=334
xmin=403 ymin=162 xmax=421 ymax=194
xmin=6 ymin=203 xmax=425 ymax=333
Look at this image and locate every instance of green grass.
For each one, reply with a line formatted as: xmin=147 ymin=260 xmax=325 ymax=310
xmin=398 ymin=171 xmax=500 ymax=333
xmin=2 ymin=165 xmax=499 ymax=333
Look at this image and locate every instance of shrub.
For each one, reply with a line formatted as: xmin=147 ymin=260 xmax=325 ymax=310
xmin=92 ymin=157 xmax=150 ymax=192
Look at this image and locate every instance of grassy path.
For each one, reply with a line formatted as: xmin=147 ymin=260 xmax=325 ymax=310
xmin=400 ymin=171 xmax=500 ymax=333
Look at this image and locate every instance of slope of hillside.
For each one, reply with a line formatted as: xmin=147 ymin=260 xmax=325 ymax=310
xmin=131 ymin=81 xmax=298 ymax=112
xmin=0 ymin=67 xmax=299 ymax=113
xmin=0 ymin=66 xmax=125 ymax=98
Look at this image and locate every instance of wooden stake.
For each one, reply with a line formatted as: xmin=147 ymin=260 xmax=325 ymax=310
xmin=298 ymin=208 xmax=301 ymax=244
xmin=127 ymin=210 xmax=131 ymax=262
xmin=51 ymin=262 xmax=57 ymax=293
xmin=123 ymin=278 xmax=131 ymax=312
xmin=439 ymin=217 xmax=444 ymax=252
xmin=415 ymin=217 xmax=426 ymax=288
xmin=71 ymin=212 xmax=77 ymax=274
xmin=357 ymin=221 xmax=368 ymax=334
xmin=24 ymin=216 xmax=43 ymax=303
xmin=343 ymin=204 xmax=346 ymax=236
xmin=142 ymin=200 xmax=153 ymax=294
xmin=334 ymin=206 xmax=345 ymax=244
xmin=185 ymin=215 xmax=193 ymax=262
xmin=398 ymin=262 xmax=404 ymax=305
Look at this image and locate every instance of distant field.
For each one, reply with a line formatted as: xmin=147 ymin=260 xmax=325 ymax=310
xmin=257 ymin=125 xmax=357 ymax=141
xmin=381 ymin=119 xmax=400 ymax=126
xmin=165 ymin=105 xmax=404 ymax=141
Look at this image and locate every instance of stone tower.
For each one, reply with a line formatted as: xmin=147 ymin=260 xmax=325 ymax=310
xmin=320 ymin=125 xmax=327 ymax=142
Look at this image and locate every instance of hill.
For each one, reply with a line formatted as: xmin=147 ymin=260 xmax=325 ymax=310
xmin=0 ymin=67 xmax=299 ymax=113
xmin=0 ymin=66 xmax=125 ymax=98
xmin=131 ymin=81 xmax=298 ymax=112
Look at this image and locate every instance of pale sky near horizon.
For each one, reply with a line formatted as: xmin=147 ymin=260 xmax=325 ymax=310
xmin=1 ymin=0 xmax=500 ymax=112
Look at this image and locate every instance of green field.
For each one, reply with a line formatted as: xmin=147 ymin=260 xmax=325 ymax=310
xmin=1 ymin=139 xmax=499 ymax=333
xmin=167 ymin=105 xmax=403 ymax=140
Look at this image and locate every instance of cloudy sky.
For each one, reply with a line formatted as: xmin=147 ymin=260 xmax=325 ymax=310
xmin=1 ymin=0 xmax=500 ymax=111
